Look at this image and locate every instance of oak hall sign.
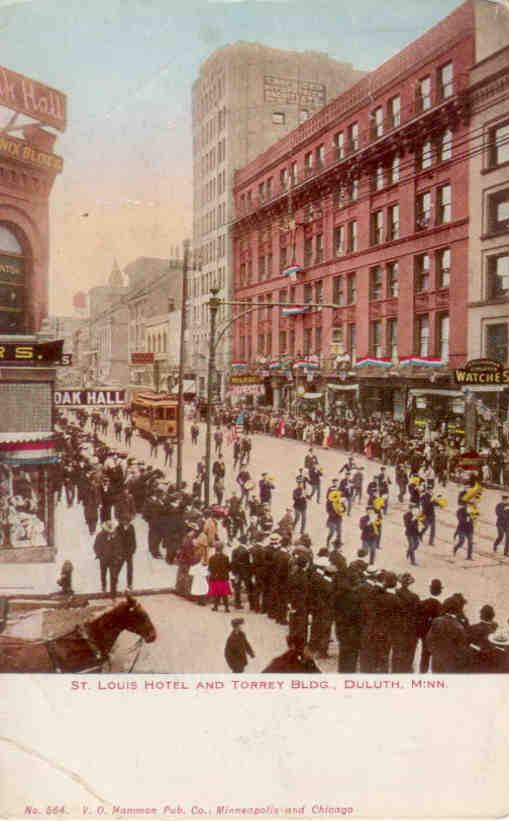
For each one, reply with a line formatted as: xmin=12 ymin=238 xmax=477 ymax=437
xmin=54 ymin=389 xmax=126 ymax=406
xmin=0 ymin=66 xmax=67 ymax=132
xmin=455 ymin=359 xmax=509 ymax=385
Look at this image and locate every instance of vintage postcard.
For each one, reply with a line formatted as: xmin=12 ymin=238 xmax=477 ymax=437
xmin=0 ymin=0 xmax=508 ymax=817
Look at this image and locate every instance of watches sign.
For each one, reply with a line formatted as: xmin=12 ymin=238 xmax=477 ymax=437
xmin=455 ymin=358 xmax=509 ymax=385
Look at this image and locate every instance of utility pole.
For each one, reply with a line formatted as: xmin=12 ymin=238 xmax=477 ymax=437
xmin=176 ymin=239 xmax=190 ymax=489
xmin=204 ymin=287 xmax=221 ymax=506
xmin=203 ymin=292 xmax=342 ymax=505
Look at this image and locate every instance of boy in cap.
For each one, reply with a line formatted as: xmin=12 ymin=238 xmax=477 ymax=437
xmin=224 ymin=618 xmax=255 ymax=673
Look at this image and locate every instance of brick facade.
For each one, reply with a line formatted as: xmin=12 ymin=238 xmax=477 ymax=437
xmin=231 ymin=2 xmax=481 ymax=416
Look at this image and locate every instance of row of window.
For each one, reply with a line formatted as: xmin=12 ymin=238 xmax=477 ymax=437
xmin=192 ymin=266 xmax=227 ymax=300
xmin=197 ymin=201 xmax=227 ymax=238
xmin=237 ymin=185 xmax=454 ymax=286
xmin=199 ymin=233 xmax=227 ymax=266
xmin=239 ymin=60 xmax=458 ymax=211
xmin=238 ymin=312 xmax=449 ymax=362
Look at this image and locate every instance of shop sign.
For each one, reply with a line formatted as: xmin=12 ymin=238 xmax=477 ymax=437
xmin=54 ymin=389 xmax=126 ymax=406
xmin=455 ymin=358 xmax=509 ymax=386
xmin=131 ymin=352 xmax=154 ymax=365
xmin=230 ymin=373 xmax=263 ymax=387
xmin=0 ymin=135 xmax=63 ymax=172
xmin=0 ymin=66 xmax=67 ymax=131
xmin=0 ymin=340 xmax=70 ymax=365
xmin=229 ymin=384 xmax=264 ymax=397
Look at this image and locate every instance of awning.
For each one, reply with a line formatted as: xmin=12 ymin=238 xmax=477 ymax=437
xmin=327 ymin=383 xmax=359 ymax=392
xmin=409 ymin=389 xmax=463 ymax=397
xmin=301 ymin=392 xmax=323 ymax=400
xmin=461 ymin=385 xmax=507 ymax=393
xmin=0 ymin=433 xmax=58 ymax=465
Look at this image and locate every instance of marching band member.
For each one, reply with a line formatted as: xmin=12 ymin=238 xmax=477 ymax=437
xmin=403 ymin=504 xmax=422 ymax=566
xmin=453 ymin=504 xmax=475 ymax=560
xmin=493 ymin=493 xmax=509 ymax=556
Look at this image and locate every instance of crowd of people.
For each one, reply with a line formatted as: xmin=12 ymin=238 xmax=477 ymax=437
xmin=51 ymin=404 xmax=509 ymax=674
xmin=208 ymin=407 xmax=509 ymax=487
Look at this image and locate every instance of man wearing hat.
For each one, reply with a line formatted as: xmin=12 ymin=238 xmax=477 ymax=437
xmin=493 ymin=494 xmax=509 ymax=555
xmin=417 ymin=579 xmax=444 ymax=673
xmin=231 ymin=534 xmax=254 ymax=611
xmin=224 ymin=618 xmax=255 ymax=673
xmin=426 ymin=596 xmax=470 ymax=673
xmin=403 ymin=505 xmax=421 ymax=566
xmin=392 ymin=573 xmax=420 ymax=673
xmin=259 ymin=473 xmax=274 ymax=507
xmin=292 ymin=480 xmax=308 ymax=535
xmin=93 ymin=520 xmax=124 ymax=597
xmin=263 ymin=533 xmax=281 ymax=616
xmin=288 ymin=553 xmax=311 ymax=645
xmin=262 ymin=634 xmax=321 ymax=674
xmin=334 ymin=563 xmax=364 ymax=672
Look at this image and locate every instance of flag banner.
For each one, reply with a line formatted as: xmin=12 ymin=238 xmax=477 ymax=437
xmin=281 ymin=305 xmax=309 ymax=317
xmin=0 ymin=435 xmax=57 ymax=465
xmin=400 ymin=356 xmax=444 ymax=368
xmin=293 ymin=359 xmax=319 ymax=370
xmin=354 ymin=357 xmax=392 ymax=369
xmin=281 ymin=265 xmax=302 ymax=278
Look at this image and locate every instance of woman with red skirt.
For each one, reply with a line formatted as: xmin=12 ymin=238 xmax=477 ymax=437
xmin=208 ymin=543 xmax=232 ymax=612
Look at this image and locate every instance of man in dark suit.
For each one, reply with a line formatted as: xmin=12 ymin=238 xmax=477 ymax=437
xmin=426 ymin=596 xmax=470 ymax=673
xmin=224 ymin=618 xmax=255 ymax=673
xmin=392 ymin=573 xmax=420 ymax=673
xmin=93 ymin=520 xmax=119 ymax=594
xmin=262 ymin=635 xmax=321 ymax=674
xmin=493 ymin=494 xmax=509 ymax=555
xmin=231 ymin=535 xmax=253 ymax=610
xmin=453 ymin=504 xmax=475 ymax=560
xmin=115 ymin=515 xmax=137 ymax=592
xmin=417 ymin=578 xmax=443 ymax=673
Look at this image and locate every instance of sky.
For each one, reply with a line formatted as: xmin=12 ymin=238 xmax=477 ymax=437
xmin=0 ymin=0 xmax=462 ymax=314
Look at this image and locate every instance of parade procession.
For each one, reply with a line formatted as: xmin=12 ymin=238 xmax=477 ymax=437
xmin=1 ymin=0 xmax=509 ymax=679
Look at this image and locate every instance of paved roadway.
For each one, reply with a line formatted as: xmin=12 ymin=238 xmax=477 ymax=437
xmin=4 ymin=417 xmax=509 ymax=673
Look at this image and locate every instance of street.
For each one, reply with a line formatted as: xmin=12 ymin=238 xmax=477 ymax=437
xmin=4 ymin=417 xmax=509 ymax=674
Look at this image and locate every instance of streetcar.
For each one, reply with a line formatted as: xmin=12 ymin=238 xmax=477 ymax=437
xmin=130 ymin=391 xmax=179 ymax=439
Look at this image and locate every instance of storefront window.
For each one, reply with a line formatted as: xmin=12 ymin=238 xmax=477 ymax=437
xmin=0 ymin=224 xmax=26 ymax=334
xmin=0 ymin=465 xmax=50 ymax=550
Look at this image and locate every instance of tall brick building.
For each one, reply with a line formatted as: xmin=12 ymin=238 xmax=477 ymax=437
xmin=231 ymin=0 xmax=508 ymax=429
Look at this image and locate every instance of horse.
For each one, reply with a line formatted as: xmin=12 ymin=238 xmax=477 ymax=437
xmin=0 ymin=595 xmax=156 ymax=673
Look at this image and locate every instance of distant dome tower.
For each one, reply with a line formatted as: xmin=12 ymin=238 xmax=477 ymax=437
xmin=108 ymin=258 xmax=123 ymax=288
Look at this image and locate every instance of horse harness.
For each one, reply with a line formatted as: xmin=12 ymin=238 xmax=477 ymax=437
xmin=44 ymin=624 xmax=112 ymax=674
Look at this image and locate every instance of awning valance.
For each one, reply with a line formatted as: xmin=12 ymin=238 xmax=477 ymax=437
xmin=301 ymin=392 xmax=323 ymax=400
xmin=327 ymin=383 xmax=359 ymax=392
xmin=409 ymin=389 xmax=463 ymax=398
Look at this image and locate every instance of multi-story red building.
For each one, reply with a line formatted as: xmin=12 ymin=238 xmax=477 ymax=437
xmin=231 ymin=1 xmax=490 ymax=426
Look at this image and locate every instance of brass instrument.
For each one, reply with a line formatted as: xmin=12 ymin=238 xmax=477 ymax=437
xmin=373 ymin=495 xmax=386 ymax=513
xmin=433 ymin=494 xmax=448 ymax=509
xmin=462 ymin=481 xmax=483 ymax=504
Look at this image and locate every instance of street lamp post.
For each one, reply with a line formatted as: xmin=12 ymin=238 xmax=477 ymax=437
xmin=176 ymin=238 xmax=190 ymax=489
xmin=204 ymin=287 xmax=221 ymax=505
xmin=202 ymin=291 xmax=342 ymax=505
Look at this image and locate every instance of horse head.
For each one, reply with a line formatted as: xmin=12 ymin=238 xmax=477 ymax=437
xmin=122 ymin=595 xmax=157 ymax=643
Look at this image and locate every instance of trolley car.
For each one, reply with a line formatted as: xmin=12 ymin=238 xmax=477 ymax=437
xmin=130 ymin=392 xmax=179 ymax=439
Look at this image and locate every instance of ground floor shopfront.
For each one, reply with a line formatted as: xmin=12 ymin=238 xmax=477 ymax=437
xmin=246 ymin=367 xmax=509 ymax=448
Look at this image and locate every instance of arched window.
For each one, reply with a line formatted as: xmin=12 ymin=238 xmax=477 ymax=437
xmin=0 ymin=224 xmax=26 ymax=333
